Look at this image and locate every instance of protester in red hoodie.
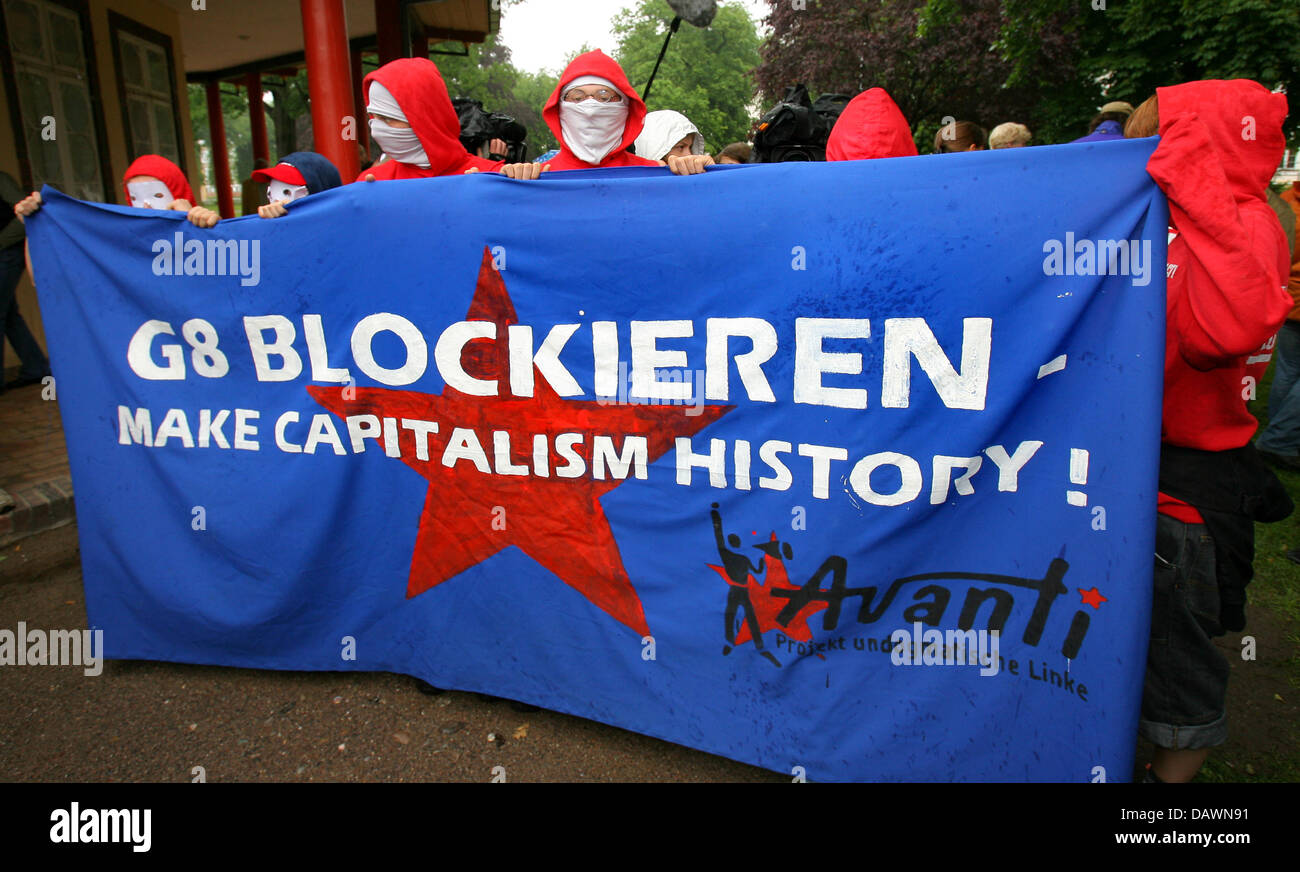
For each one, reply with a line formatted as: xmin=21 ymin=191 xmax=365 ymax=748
xmin=357 ymin=57 xmax=502 ymax=183
xmin=14 ymin=153 xmax=217 ymax=227
xmin=495 ymin=50 xmax=712 ymax=180
xmin=825 ymin=88 xmax=918 ymax=162
xmin=1126 ymin=80 xmax=1292 ymax=783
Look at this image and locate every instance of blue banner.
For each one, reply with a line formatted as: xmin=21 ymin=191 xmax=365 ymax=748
xmin=28 ymin=138 xmax=1167 ymax=781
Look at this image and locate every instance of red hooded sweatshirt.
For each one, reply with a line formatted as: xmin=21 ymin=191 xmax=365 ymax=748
xmin=355 ymin=58 xmax=501 ymax=182
xmin=541 ymin=50 xmax=659 ymax=172
xmin=1150 ymin=80 xmax=1291 ymax=521
xmin=122 ymin=154 xmax=194 ymax=204
xmin=825 ymin=88 xmax=918 ymax=161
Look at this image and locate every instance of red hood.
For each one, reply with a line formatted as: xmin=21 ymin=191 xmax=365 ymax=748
xmin=542 ymin=50 xmax=656 ymax=171
xmin=826 ymin=88 xmax=917 ymax=161
xmin=122 ymin=154 xmax=194 ymax=204
xmin=360 ymin=58 xmax=496 ymax=179
xmin=1144 ymin=79 xmax=1292 ymax=450
xmin=1156 ymin=80 xmax=1288 ymax=204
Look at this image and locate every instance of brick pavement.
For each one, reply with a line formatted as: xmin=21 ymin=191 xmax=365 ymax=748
xmin=0 ymin=372 xmax=72 ymax=545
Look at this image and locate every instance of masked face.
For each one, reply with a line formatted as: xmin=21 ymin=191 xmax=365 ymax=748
xmin=368 ymin=116 xmax=429 ymax=168
xmin=267 ymin=181 xmax=310 ymax=205
xmin=127 ymin=178 xmax=174 ymax=210
xmin=559 ymin=99 xmax=629 ymax=166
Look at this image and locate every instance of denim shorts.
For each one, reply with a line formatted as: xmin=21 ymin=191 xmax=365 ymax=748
xmin=1139 ymin=513 xmax=1230 ymax=750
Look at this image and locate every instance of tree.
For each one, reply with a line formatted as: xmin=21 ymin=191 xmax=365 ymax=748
xmin=1074 ymin=0 xmax=1298 ymax=142
xmin=923 ymin=0 xmax=1300 ymax=143
xmin=613 ymin=0 xmax=762 ymax=150
xmin=261 ymin=69 xmax=312 ymax=159
xmin=436 ymin=34 xmax=559 ymax=157
xmin=754 ymin=0 xmax=1095 ymax=148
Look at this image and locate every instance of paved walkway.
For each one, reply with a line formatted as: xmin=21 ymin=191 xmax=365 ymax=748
xmin=0 ymin=377 xmax=72 ymax=546
xmin=0 ymin=525 xmax=779 ymax=783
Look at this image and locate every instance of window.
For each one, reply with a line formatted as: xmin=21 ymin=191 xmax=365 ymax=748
xmin=110 ymin=15 xmax=183 ymax=168
xmin=2 ymin=0 xmax=106 ymax=200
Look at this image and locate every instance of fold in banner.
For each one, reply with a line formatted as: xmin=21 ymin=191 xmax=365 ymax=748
xmin=27 ymin=139 xmax=1167 ymax=781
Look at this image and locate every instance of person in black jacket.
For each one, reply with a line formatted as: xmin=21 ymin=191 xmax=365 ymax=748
xmin=0 ymin=170 xmax=50 ymax=392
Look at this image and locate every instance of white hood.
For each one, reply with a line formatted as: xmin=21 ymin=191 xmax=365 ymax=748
xmin=633 ymin=110 xmax=705 ymax=162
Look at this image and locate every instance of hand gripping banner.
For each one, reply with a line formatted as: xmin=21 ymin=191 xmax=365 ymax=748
xmin=27 ymin=138 xmax=1167 ymax=781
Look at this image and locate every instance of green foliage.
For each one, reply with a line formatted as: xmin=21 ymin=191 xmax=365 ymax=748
xmin=1078 ymin=0 xmax=1299 ymax=142
xmin=261 ymin=70 xmax=312 ymax=159
xmin=186 ymin=82 xmax=254 ymax=209
xmin=613 ymin=0 xmax=761 ymax=151
xmin=1248 ymin=363 xmax=1300 ymax=633
xmin=436 ymin=34 xmax=559 ymax=158
xmin=756 ymin=0 xmax=1095 ymax=147
xmin=933 ymin=0 xmax=1300 ymax=145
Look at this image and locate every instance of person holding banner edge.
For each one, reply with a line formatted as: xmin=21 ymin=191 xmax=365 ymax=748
xmin=0 ymin=170 xmax=50 ymax=392
xmin=13 ymin=154 xmax=217 ymax=229
xmin=1126 ymin=80 xmax=1293 ymax=783
xmin=356 ymin=57 xmax=505 ymax=183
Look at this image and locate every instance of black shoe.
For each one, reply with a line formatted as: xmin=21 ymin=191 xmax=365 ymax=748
xmin=414 ymin=679 xmax=446 ymax=695
xmin=1257 ymin=448 xmax=1300 ymax=471
xmin=1286 ymin=549 xmax=1300 ymax=566
xmin=473 ymin=692 xmax=538 ymax=712
xmin=1142 ymin=764 xmax=1165 ymax=783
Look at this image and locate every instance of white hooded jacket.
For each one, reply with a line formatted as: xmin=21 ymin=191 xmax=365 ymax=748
xmin=633 ymin=110 xmax=706 ymax=162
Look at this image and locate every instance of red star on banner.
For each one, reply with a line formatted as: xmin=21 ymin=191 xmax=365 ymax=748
xmin=708 ymin=533 xmax=828 ymax=646
xmin=1078 ymin=587 xmax=1108 ymax=609
xmin=309 ymin=248 xmax=732 ymax=637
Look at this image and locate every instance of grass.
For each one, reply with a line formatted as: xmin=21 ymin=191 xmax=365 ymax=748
xmin=1200 ymin=360 xmax=1300 ymax=781
xmin=1250 ymin=513 xmax=1300 ymax=687
xmin=1246 ymin=363 xmax=1300 ymax=655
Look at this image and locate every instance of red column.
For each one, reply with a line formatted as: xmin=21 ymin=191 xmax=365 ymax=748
xmin=204 ymin=80 xmax=235 ymax=218
xmin=301 ymin=0 xmax=361 ymax=183
xmin=246 ymin=72 xmax=269 ymax=166
xmin=374 ymin=0 xmax=403 ymax=64
xmin=350 ymin=48 xmax=369 ymax=152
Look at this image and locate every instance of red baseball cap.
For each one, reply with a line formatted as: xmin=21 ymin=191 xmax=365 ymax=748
xmin=251 ymin=162 xmax=307 ymax=185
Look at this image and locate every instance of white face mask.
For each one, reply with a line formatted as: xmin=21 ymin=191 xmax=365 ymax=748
xmin=128 ymin=179 xmax=174 ymax=210
xmin=559 ymin=100 xmax=629 ymax=165
xmin=369 ymin=118 xmax=429 ymax=168
xmin=267 ymin=182 xmax=310 ymax=205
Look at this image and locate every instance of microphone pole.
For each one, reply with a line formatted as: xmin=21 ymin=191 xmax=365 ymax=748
xmin=642 ymin=16 xmax=682 ymax=105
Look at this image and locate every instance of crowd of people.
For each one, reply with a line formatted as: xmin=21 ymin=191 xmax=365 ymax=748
xmin=5 ymin=45 xmax=1298 ymax=784
xmin=935 ymin=100 xmax=1139 ymax=153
